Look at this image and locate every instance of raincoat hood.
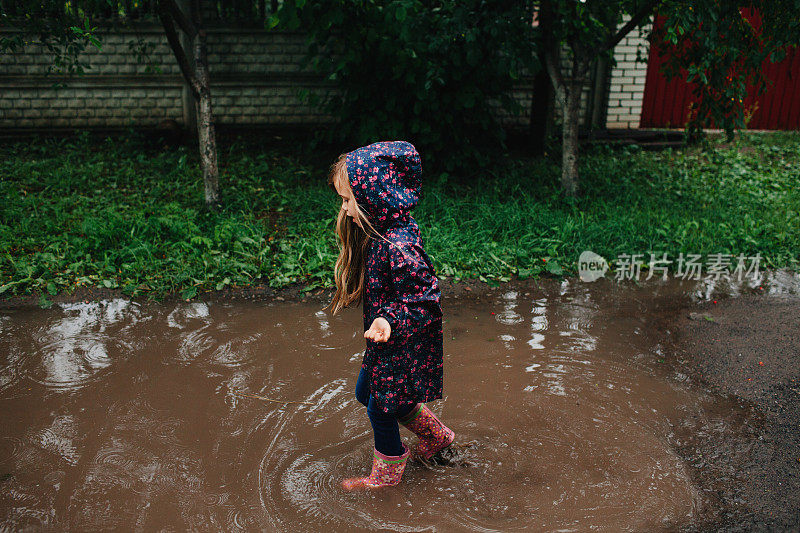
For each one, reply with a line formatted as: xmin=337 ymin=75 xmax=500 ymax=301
xmin=346 ymin=141 xmax=422 ymax=232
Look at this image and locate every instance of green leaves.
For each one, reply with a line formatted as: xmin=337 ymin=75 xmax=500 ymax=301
xmin=654 ymin=0 xmax=798 ymax=141
xmin=272 ymin=0 xmax=535 ymax=172
xmin=181 ymin=285 xmax=197 ymax=300
xmin=544 ymin=258 xmax=563 ymax=276
xmin=2 ymin=128 xmax=800 ymax=300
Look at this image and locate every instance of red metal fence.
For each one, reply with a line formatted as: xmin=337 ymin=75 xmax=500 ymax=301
xmin=640 ymin=11 xmax=800 ymax=130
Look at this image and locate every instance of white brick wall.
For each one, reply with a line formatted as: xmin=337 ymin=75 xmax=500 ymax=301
xmin=605 ymin=14 xmax=652 ymax=129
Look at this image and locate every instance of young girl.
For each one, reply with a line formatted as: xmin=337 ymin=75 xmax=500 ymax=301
xmin=326 ymin=140 xmax=455 ymax=491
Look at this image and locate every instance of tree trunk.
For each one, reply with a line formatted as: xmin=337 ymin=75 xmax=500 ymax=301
xmin=537 ymin=0 xmax=658 ymax=198
xmin=530 ymin=1 xmax=553 ymax=156
xmin=176 ymin=0 xmax=197 ymax=139
xmin=561 ymin=80 xmax=581 ymax=197
xmin=157 ymin=0 xmax=220 ymax=209
xmin=192 ymin=27 xmax=220 ymax=208
xmin=530 ymin=66 xmax=552 ymax=156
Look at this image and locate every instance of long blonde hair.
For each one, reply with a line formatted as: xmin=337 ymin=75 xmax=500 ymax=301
xmin=325 ymin=153 xmax=417 ymax=316
xmin=325 ymin=153 xmax=383 ymax=316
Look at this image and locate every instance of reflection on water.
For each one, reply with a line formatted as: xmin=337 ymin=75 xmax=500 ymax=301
xmin=0 ymin=270 xmax=797 ymax=531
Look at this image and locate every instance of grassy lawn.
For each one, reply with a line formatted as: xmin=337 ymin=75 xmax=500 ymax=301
xmin=1 ymin=129 xmax=798 ymax=305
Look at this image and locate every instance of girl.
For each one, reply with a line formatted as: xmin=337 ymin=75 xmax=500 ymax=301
xmin=326 ymin=140 xmax=455 ymax=491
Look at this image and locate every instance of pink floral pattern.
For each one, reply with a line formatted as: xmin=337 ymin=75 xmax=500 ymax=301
xmin=399 ymin=403 xmax=456 ymax=460
xmin=346 ymin=141 xmax=444 ymax=415
xmin=341 ymin=444 xmax=411 ymax=490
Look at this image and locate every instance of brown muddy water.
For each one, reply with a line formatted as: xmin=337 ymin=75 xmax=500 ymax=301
xmin=0 ymin=272 xmax=798 ymax=532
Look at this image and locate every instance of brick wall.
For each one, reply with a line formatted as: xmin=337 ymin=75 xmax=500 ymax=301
xmin=605 ymin=15 xmax=652 ymax=129
xmin=0 ymin=19 xmax=646 ymax=133
xmin=0 ymin=25 xmax=337 ymax=130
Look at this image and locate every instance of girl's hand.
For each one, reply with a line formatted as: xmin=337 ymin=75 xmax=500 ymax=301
xmin=365 ymin=317 xmax=391 ymax=342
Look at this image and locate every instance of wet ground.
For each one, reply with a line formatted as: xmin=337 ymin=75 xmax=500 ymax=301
xmin=670 ymin=287 xmax=800 ymax=532
xmin=0 ymin=271 xmax=798 ymax=532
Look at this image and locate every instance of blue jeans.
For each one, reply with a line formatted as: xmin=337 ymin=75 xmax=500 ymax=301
xmin=355 ymin=366 xmax=417 ymax=457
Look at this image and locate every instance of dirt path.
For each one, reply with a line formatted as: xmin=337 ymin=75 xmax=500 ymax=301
xmin=668 ymin=293 xmax=800 ymax=532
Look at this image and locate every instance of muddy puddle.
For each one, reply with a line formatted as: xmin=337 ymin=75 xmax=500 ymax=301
xmin=0 ymin=271 xmax=798 ymax=531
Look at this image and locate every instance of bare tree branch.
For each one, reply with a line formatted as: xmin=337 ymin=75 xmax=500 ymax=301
xmin=190 ymin=0 xmax=202 ymax=28
xmin=601 ymin=0 xmax=660 ymax=53
xmin=157 ymin=3 xmax=201 ymax=99
xmin=540 ymin=0 xmax=565 ymax=94
xmin=566 ymin=1 xmax=585 ymax=60
xmin=164 ymin=0 xmax=197 ymax=38
xmin=544 ymin=40 xmax=565 ymax=94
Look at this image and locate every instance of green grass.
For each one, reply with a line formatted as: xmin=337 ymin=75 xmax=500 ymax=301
xmin=1 ymin=129 xmax=798 ymax=305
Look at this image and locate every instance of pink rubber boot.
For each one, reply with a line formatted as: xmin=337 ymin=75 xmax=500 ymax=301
xmin=341 ymin=443 xmax=411 ymax=491
xmin=399 ymin=403 xmax=455 ymax=460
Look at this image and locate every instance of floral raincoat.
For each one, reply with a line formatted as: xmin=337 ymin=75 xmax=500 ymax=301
xmin=346 ymin=140 xmax=444 ymax=414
